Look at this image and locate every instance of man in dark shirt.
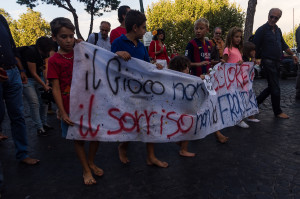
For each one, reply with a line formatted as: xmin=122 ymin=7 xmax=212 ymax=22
xmin=0 ymin=14 xmax=39 ymax=164
xmin=253 ymin=8 xmax=298 ymax=118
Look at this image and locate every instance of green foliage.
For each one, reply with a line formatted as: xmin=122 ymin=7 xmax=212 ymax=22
xmin=282 ymin=25 xmax=300 ymax=49
xmin=0 ymin=8 xmax=14 ymax=24
xmin=146 ymin=0 xmax=245 ymax=54
xmin=2 ymin=8 xmax=51 ymax=47
xmin=16 ymin=0 xmax=120 ymax=39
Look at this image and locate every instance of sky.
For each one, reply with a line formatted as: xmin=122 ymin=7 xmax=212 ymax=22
xmin=1 ymin=0 xmax=300 ymax=39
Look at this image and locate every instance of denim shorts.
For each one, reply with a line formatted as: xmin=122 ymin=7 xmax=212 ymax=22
xmin=61 ymin=120 xmax=69 ymax=138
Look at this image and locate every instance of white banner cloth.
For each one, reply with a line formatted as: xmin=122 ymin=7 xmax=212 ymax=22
xmin=67 ymin=42 xmax=259 ymax=142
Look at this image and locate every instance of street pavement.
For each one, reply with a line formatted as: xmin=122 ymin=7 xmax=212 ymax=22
xmin=1 ymin=77 xmax=300 ymax=199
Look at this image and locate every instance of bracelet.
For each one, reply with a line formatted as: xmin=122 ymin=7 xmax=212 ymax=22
xmin=293 ymin=54 xmax=297 ymax=57
xmin=19 ymin=69 xmax=25 ymax=72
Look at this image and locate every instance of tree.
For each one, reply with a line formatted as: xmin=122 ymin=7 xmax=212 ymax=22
xmin=16 ymin=0 xmax=120 ymax=40
xmin=146 ymin=0 xmax=245 ymax=54
xmin=11 ymin=8 xmax=51 ymax=47
xmin=283 ymin=25 xmax=300 ymax=49
xmin=244 ymin=0 xmax=257 ymax=41
xmin=0 ymin=8 xmax=14 ymax=24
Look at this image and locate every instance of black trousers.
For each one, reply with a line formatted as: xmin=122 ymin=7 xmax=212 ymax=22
xmin=256 ymin=58 xmax=282 ymax=115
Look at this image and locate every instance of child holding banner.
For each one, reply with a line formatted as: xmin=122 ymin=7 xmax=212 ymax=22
xmin=111 ymin=10 xmax=168 ymax=168
xmin=242 ymin=42 xmax=260 ymax=123
xmin=47 ymin=17 xmax=103 ymax=185
xmin=223 ymin=27 xmax=258 ymax=127
xmin=185 ymin=18 xmax=228 ymax=143
xmin=169 ymin=55 xmax=195 ymax=157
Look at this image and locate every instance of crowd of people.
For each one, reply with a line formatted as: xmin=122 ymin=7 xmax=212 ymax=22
xmin=0 ymin=5 xmax=299 ymax=190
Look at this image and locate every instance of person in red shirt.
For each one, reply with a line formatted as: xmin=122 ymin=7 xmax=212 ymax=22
xmin=170 ymin=48 xmax=179 ymax=59
xmin=110 ymin=5 xmax=130 ymax=44
xmin=48 ymin=17 xmax=103 ymax=186
xmin=148 ymin=29 xmax=170 ymax=68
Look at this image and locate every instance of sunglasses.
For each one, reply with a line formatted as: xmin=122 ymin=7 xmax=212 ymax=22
xmin=215 ymin=32 xmax=221 ymax=35
xmin=269 ymin=15 xmax=279 ymax=20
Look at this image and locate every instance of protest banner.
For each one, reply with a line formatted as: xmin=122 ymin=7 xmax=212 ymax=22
xmin=67 ymin=42 xmax=258 ymax=142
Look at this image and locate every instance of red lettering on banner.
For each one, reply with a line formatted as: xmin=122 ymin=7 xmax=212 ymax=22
xmin=214 ymin=63 xmax=251 ymax=91
xmin=79 ymin=94 xmax=100 ymax=138
xmin=106 ymin=108 xmax=193 ymax=138
xmin=107 ymin=109 xmax=157 ymax=135
xmin=107 ymin=108 xmax=123 ymax=135
xmin=166 ymin=112 xmax=194 ymax=139
xmin=144 ymin=110 xmax=157 ymax=134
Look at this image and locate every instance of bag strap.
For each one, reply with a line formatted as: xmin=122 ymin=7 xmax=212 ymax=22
xmin=94 ymin=33 xmax=99 ymax=45
xmin=154 ymin=41 xmax=157 ymax=61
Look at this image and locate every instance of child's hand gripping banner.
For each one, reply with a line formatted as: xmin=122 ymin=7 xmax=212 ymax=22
xmin=67 ymin=42 xmax=258 ymax=142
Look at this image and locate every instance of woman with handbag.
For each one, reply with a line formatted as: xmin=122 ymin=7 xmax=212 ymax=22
xmin=148 ymin=29 xmax=170 ymax=68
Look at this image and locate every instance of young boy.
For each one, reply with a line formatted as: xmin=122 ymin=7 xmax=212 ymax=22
xmin=111 ymin=10 xmax=167 ymax=168
xmin=47 ymin=17 xmax=103 ymax=185
xmin=169 ymin=55 xmax=195 ymax=157
xmin=185 ymin=18 xmax=228 ymax=143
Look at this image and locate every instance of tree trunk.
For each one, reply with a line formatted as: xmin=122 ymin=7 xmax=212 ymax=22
xmin=139 ymin=0 xmax=144 ymax=13
xmin=71 ymin=11 xmax=84 ymax=40
xmin=88 ymin=0 xmax=97 ymax=38
xmin=244 ymin=0 xmax=257 ymax=41
xmin=64 ymin=0 xmax=84 ymax=40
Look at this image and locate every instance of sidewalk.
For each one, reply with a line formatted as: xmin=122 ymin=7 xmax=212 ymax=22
xmin=0 ymin=78 xmax=300 ymax=199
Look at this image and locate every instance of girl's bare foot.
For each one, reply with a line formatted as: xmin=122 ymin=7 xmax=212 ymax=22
xmin=179 ymin=150 xmax=196 ymax=157
xmin=118 ymin=144 xmax=129 ymax=164
xmin=83 ymin=171 xmax=96 ymax=185
xmin=89 ymin=163 xmax=104 ymax=177
xmin=215 ymin=131 xmax=228 ymax=143
xmin=146 ymin=157 xmax=168 ymax=168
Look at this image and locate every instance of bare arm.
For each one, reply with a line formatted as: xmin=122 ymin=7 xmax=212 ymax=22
xmin=27 ymin=62 xmax=51 ymax=91
xmin=285 ymin=48 xmax=299 ymax=64
xmin=51 ymin=79 xmax=74 ymax=126
xmin=190 ymin=61 xmax=210 ymax=67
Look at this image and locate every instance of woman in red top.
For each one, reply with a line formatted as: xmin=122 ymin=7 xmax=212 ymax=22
xmin=148 ymin=29 xmax=170 ymax=68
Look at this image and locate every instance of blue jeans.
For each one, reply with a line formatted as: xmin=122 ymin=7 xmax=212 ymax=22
xmin=23 ymin=78 xmax=48 ymax=130
xmin=257 ymin=59 xmax=282 ymax=115
xmin=0 ymin=67 xmax=28 ymax=160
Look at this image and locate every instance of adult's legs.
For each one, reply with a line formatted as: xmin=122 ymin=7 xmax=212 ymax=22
xmin=3 ymin=68 xmax=39 ymax=164
xmin=296 ymin=62 xmax=300 ymax=99
xmin=23 ymin=78 xmax=44 ymax=130
xmin=256 ymin=59 xmax=282 ymax=116
xmin=3 ymin=68 xmax=28 ymax=160
xmin=34 ymin=79 xmax=48 ymax=127
xmin=0 ymin=87 xmax=8 ymax=141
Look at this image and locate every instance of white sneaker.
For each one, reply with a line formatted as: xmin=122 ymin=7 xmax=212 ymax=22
xmin=246 ymin=118 xmax=260 ymax=123
xmin=236 ymin=121 xmax=249 ymax=128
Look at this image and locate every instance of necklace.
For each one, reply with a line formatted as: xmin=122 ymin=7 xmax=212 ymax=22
xmin=59 ymin=53 xmax=73 ymax=60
